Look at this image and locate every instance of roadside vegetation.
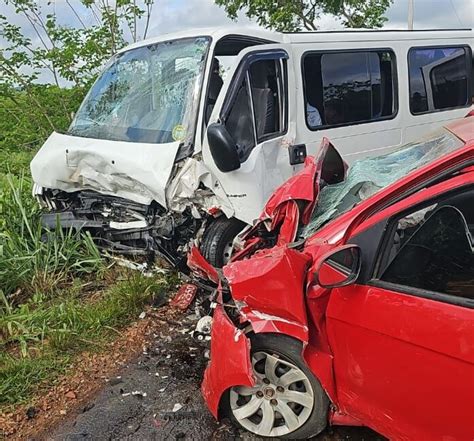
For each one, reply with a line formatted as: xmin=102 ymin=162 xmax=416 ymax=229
xmin=0 ymin=1 xmax=168 ymax=412
xmin=0 ymin=88 xmax=170 ymax=409
xmin=0 ymin=138 xmax=171 ymax=410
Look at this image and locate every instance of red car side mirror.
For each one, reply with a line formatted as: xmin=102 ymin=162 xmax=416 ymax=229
xmin=315 ymin=244 xmax=361 ymax=289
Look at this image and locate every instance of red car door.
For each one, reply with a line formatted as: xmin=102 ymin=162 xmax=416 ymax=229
xmin=325 ymin=177 xmax=474 ymax=440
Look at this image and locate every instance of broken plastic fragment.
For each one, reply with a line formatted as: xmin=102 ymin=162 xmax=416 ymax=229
xmin=172 ymin=403 xmax=183 ymax=412
xmin=131 ymin=390 xmax=147 ymax=397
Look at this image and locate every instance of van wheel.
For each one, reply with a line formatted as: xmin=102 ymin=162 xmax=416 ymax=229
xmin=200 ymin=217 xmax=245 ymax=268
xmin=223 ymin=334 xmax=328 ymax=439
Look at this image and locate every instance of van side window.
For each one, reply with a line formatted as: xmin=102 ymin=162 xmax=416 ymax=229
xmin=248 ymin=59 xmax=287 ymax=142
xmin=303 ymin=50 xmax=396 ymax=130
xmin=224 ymin=74 xmax=256 ymax=160
xmin=408 ymin=46 xmax=471 ymax=114
xmin=223 ymin=55 xmax=287 ymax=163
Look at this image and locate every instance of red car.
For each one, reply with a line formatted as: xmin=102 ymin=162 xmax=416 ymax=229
xmin=199 ymin=117 xmax=474 ymax=440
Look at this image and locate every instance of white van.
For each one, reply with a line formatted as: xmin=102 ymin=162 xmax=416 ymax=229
xmin=31 ymin=27 xmax=473 ymax=268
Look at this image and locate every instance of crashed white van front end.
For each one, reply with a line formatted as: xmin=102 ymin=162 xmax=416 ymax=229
xmin=31 ymin=134 xmax=233 ymax=268
xmin=30 ymin=34 xmax=232 ymax=268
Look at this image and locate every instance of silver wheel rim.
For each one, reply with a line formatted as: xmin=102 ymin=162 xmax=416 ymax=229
xmin=230 ymin=351 xmax=314 ymax=437
xmin=222 ymin=240 xmax=234 ymax=264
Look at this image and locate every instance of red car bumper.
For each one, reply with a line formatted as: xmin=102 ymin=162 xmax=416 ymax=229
xmin=201 ymin=303 xmax=255 ymax=418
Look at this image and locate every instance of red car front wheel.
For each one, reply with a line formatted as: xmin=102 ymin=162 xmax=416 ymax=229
xmin=224 ymin=334 xmax=329 ymax=439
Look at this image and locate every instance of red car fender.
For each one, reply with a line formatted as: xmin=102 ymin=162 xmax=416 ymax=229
xmin=187 ymin=245 xmax=220 ymax=284
xmin=203 ymin=246 xmax=346 ymax=420
xmin=224 ymin=246 xmax=311 ymax=343
xmin=303 ymin=240 xmax=347 ymax=406
xmin=238 ymin=308 xmax=309 ymax=343
xmin=201 ymin=303 xmax=255 ymax=418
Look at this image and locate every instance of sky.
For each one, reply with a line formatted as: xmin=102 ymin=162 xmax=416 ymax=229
xmin=1 ymin=0 xmax=472 ymax=39
xmin=0 ymin=0 xmax=472 ymax=82
xmin=147 ymin=0 xmax=473 ymax=34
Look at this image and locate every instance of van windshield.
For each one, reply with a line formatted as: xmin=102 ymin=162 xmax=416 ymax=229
xmin=68 ymin=37 xmax=210 ymax=144
xmin=301 ymin=129 xmax=464 ymax=238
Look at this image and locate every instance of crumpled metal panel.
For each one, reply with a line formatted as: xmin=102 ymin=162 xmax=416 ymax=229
xmin=201 ymin=304 xmax=254 ymax=417
xmin=224 ymin=246 xmax=311 ymax=342
xmin=166 ymin=157 xmax=233 ymax=216
xmin=30 ymin=132 xmax=179 ymax=207
xmin=187 ymin=246 xmax=220 ymax=284
xmin=233 ymin=138 xmax=346 ymax=259
xmin=261 ymin=154 xmax=319 ymax=222
xmin=263 ymin=137 xmax=346 ymax=227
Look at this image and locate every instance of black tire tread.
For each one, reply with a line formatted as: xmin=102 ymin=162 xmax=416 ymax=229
xmin=200 ymin=217 xmax=245 ymax=268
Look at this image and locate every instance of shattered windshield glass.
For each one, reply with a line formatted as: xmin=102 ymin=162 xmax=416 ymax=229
xmin=68 ymin=37 xmax=210 ymax=144
xmin=301 ymin=129 xmax=464 ymax=238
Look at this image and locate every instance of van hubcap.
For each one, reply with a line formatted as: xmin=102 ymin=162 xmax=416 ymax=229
xmin=230 ymin=351 xmax=314 ymax=437
xmin=222 ymin=241 xmax=234 ymax=264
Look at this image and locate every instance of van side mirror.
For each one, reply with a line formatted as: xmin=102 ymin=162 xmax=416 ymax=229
xmin=207 ymin=123 xmax=240 ymax=173
xmin=315 ymin=245 xmax=361 ymax=289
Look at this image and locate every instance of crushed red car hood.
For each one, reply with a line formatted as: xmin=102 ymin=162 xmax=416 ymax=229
xmin=263 ymin=138 xmax=346 ymax=225
xmin=186 ymin=139 xmax=345 ymax=281
xmin=231 ymin=138 xmax=346 ymax=261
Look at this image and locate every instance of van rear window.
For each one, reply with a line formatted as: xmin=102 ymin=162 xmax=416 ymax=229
xmin=408 ymin=46 xmax=471 ymax=115
xmin=303 ymin=50 xmax=397 ymax=131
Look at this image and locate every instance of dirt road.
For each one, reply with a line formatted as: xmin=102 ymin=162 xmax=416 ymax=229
xmin=50 ymin=310 xmax=385 ymax=441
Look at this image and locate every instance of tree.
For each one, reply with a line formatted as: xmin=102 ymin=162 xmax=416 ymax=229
xmin=0 ymin=0 xmax=155 ymax=140
xmin=214 ymin=0 xmax=393 ymax=32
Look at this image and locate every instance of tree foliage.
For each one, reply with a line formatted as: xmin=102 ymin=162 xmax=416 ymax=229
xmin=0 ymin=0 xmax=155 ymax=149
xmin=214 ymin=0 xmax=393 ymax=31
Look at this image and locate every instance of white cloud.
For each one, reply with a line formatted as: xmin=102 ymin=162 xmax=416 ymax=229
xmin=0 ymin=0 xmax=471 ymax=85
xmin=384 ymin=0 xmax=473 ymax=29
xmin=1 ymin=0 xmax=472 ymax=45
xmin=146 ymin=0 xmax=257 ymax=37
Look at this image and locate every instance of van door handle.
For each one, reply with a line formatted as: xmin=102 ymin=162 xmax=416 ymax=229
xmin=289 ymin=144 xmax=307 ymax=165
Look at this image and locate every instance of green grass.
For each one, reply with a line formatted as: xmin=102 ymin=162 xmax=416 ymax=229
xmin=0 ymin=353 xmax=67 ymax=408
xmin=0 ymin=152 xmax=172 ymax=409
xmin=0 ymin=173 xmax=103 ymax=299
xmin=0 ymin=86 xmax=174 ymax=410
xmin=0 ymin=271 xmax=169 ymax=406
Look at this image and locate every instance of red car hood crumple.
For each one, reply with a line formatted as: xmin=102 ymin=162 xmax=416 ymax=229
xmin=231 ymin=138 xmax=346 ymax=261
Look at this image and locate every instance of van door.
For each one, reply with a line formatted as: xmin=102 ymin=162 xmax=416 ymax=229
xmin=203 ymin=45 xmax=298 ymax=225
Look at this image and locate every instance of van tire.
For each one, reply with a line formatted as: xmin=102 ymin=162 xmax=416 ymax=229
xmin=200 ymin=217 xmax=245 ymax=268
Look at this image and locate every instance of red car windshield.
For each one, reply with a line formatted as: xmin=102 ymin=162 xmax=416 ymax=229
xmin=301 ymin=128 xmax=464 ymax=238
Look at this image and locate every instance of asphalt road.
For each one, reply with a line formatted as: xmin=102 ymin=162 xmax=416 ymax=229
xmin=51 ymin=311 xmax=385 ymax=441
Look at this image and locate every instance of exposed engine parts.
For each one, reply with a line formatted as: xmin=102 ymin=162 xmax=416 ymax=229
xmin=39 ymin=189 xmax=202 ymax=270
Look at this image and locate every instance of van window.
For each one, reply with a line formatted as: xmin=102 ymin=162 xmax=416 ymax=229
xmin=224 ymin=74 xmax=256 ymax=161
xmin=303 ymin=50 xmax=396 ymax=130
xmin=223 ymin=56 xmax=287 ymax=163
xmin=408 ymin=46 xmax=470 ymax=114
xmin=249 ymin=59 xmax=287 ymax=142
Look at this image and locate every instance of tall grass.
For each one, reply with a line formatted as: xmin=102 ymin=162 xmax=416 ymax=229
xmin=0 ymin=172 xmax=171 ymax=407
xmin=0 ymin=173 xmax=103 ymax=301
xmin=0 ymin=272 xmax=168 ymax=405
